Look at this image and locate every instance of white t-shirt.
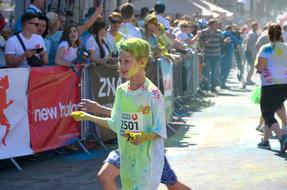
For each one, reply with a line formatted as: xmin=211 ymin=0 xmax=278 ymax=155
xmin=108 ymin=78 xmax=166 ymax=190
xmin=5 ymin=33 xmax=46 ymax=68
xmin=57 ymin=41 xmax=78 ymax=63
xmin=105 ymin=31 xmax=116 ymax=53
xmin=157 ymin=15 xmax=171 ymax=33
xmin=86 ymin=35 xmax=110 ymax=59
xmin=257 ymin=42 xmax=287 ymax=86
xmin=119 ymin=23 xmax=142 ymax=39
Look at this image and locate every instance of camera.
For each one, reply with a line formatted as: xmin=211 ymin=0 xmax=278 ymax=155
xmin=32 ymin=48 xmax=44 ymax=54
xmin=112 ymin=51 xmax=119 ymax=58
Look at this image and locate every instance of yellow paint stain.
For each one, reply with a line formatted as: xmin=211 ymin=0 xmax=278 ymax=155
xmin=142 ymin=106 xmax=150 ymax=115
xmin=275 ymin=48 xmax=283 ymax=56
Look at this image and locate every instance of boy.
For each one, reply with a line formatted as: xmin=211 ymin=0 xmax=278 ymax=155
xmin=72 ymin=38 xmax=166 ymax=190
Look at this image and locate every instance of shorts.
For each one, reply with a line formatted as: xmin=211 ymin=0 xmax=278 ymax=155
xmin=261 ymin=84 xmax=287 ymax=127
xmin=104 ymin=149 xmax=178 ymax=185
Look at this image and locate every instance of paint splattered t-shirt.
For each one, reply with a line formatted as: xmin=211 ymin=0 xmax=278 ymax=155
xmin=256 ymin=42 xmax=287 ymax=86
xmin=108 ymin=78 xmax=167 ymax=190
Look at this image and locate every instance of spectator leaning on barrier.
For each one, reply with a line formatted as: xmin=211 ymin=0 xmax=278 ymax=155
xmin=55 ymin=24 xmax=80 ymax=66
xmin=175 ymin=20 xmax=200 ymax=46
xmin=119 ymin=3 xmax=143 ymax=39
xmin=105 ymin=12 xmax=125 ymax=54
xmin=5 ymin=12 xmax=48 ymax=68
xmin=199 ymin=19 xmax=224 ymax=92
xmin=14 ymin=0 xmax=45 ymax=33
xmin=86 ymin=20 xmax=117 ymax=65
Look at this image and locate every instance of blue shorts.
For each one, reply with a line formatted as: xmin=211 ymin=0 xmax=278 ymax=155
xmin=104 ymin=149 xmax=178 ymax=185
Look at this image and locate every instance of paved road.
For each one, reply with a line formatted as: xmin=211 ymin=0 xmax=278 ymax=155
xmin=159 ymin=74 xmax=287 ymax=190
xmin=1 ymin=71 xmax=287 ymax=190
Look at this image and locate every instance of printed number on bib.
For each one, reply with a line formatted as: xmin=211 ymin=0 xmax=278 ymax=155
xmin=121 ymin=112 xmax=143 ymax=132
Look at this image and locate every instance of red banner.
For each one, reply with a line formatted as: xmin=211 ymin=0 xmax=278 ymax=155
xmin=28 ymin=66 xmax=81 ymax=152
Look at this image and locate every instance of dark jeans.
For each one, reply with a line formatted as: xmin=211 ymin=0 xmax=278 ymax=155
xmin=203 ymin=55 xmax=221 ymax=90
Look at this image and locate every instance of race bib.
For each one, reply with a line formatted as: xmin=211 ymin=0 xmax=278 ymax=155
xmin=120 ymin=112 xmax=143 ymax=132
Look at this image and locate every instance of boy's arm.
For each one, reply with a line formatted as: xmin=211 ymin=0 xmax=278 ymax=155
xmin=79 ymin=99 xmax=112 ymax=116
xmin=71 ymin=111 xmax=110 ymax=129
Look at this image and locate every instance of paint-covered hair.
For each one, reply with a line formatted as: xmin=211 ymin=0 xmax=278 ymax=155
xmin=120 ymin=38 xmax=150 ymax=61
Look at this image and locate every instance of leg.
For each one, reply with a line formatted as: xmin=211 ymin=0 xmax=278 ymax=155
xmin=235 ymin=50 xmax=243 ymax=81
xmin=259 ymin=115 xmax=264 ymax=126
xmin=161 ymin=156 xmax=192 ymax=190
xmin=245 ymin=51 xmax=255 ymax=84
xmin=210 ymin=57 xmax=220 ymax=90
xmin=203 ymin=56 xmax=211 ymax=91
xmin=97 ymin=162 xmax=120 ymax=190
xmin=220 ymin=54 xmax=232 ymax=88
xmin=98 ymin=150 xmax=121 ymax=190
xmin=263 ymin=125 xmax=272 ymax=142
xmin=275 ymin=105 xmax=287 ymax=127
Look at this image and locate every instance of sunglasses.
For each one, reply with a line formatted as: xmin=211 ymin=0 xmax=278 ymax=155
xmin=29 ymin=22 xmax=40 ymax=27
xmin=110 ymin=19 xmax=122 ymax=24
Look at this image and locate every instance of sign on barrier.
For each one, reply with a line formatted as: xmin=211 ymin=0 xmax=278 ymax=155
xmin=89 ymin=64 xmax=122 ymax=141
xmin=28 ymin=66 xmax=81 ymax=152
xmin=0 ymin=68 xmax=33 ymax=160
xmin=159 ymin=58 xmax=174 ymax=121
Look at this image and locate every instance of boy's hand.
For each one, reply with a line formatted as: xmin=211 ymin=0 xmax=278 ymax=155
xmin=71 ymin=111 xmax=91 ymax=121
xmin=128 ymin=132 xmax=146 ymax=145
xmin=79 ymin=99 xmax=101 ymax=114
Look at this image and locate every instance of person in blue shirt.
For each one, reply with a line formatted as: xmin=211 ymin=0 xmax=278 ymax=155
xmin=220 ymin=25 xmax=242 ymax=89
xmin=14 ymin=0 xmax=45 ymax=34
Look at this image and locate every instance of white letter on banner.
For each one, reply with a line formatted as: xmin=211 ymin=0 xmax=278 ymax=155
xmin=35 ymin=109 xmax=41 ymax=122
xmin=41 ymin=108 xmax=48 ymax=121
xmin=106 ymin=77 xmax=116 ymax=97
xmin=47 ymin=107 xmax=57 ymax=120
xmin=59 ymin=102 xmax=65 ymax=117
xmin=99 ymin=78 xmax=107 ymax=97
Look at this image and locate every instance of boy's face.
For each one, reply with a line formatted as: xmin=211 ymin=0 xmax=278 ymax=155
xmin=119 ymin=51 xmax=141 ymax=79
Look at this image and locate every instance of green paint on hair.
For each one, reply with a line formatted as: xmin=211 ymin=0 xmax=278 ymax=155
xmin=120 ymin=38 xmax=150 ymax=60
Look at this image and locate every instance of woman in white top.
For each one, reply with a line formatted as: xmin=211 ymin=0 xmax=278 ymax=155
xmin=255 ymin=23 xmax=287 ymax=152
xmin=86 ymin=20 xmax=117 ymax=64
xmin=55 ymin=24 xmax=79 ymax=66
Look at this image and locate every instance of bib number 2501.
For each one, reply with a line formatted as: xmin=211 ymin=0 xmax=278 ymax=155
xmin=121 ymin=120 xmax=139 ymax=130
xmin=120 ymin=113 xmax=143 ymax=132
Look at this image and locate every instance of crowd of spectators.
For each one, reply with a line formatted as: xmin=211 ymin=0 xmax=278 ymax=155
xmin=0 ymin=0 xmax=283 ymax=93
